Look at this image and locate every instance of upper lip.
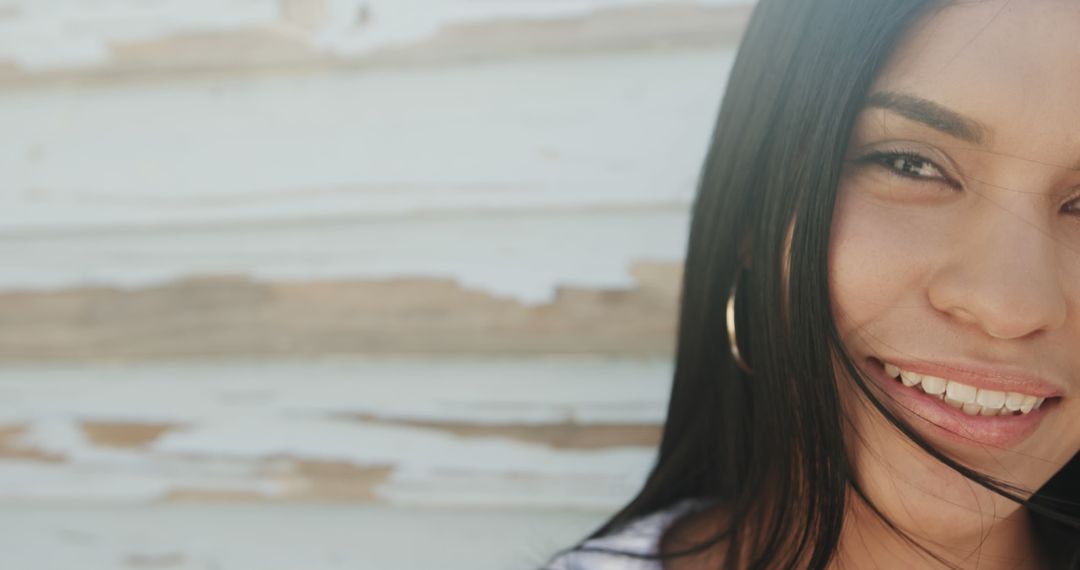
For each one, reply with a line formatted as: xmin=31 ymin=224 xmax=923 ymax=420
xmin=873 ymin=357 xmax=1066 ymax=398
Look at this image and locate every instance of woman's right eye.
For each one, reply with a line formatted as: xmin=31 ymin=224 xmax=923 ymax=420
xmin=861 ymin=150 xmax=961 ymax=191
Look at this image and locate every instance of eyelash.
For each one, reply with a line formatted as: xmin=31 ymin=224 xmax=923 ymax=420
xmin=1063 ymin=196 xmax=1080 ymax=215
xmin=858 ymin=149 xmax=1080 ymax=215
xmin=859 ymin=150 xmax=962 ymax=191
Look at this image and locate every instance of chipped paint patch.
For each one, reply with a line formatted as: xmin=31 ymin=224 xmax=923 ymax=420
xmin=0 ymin=358 xmax=667 ymax=506
xmin=317 ymin=3 xmax=750 ymax=70
xmin=256 ymin=457 xmax=395 ymax=501
xmin=159 ymin=488 xmax=269 ymax=503
xmin=0 ymin=260 xmax=681 ymax=361
xmin=109 ymin=28 xmax=320 ymax=71
xmin=0 ymin=425 xmax=66 ymax=462
xmin=0 ymin=48 xmax=725 ymax=304
xmin=81 ymin=421 xmax=183 ymax=449
xmin=337 ymin=414 xmax=661 ymax=450
xmin=0 ymin=1 xmax=750 ymax=77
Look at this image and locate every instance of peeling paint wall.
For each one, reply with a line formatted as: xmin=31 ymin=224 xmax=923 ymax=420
xmin=0 ymin=358 xmax=670 ymax=505
xmin=0 ymin=0 xmax=750 ymax=72
xmin=2 ymin=1 xmax=749 ymax=303
xmin=0 ymin=2 xmax=751 ymax=564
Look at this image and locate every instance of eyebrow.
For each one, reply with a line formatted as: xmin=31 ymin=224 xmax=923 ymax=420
xmin=864 ymin=91 xmax=991 ymax=146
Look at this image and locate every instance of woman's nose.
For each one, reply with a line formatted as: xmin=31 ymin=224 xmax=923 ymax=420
xmin=926 ymin=204 xmax=1067 ymax=340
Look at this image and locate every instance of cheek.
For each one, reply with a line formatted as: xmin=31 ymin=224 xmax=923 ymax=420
xmin=828 ymin=184 xmax=931 ymax=335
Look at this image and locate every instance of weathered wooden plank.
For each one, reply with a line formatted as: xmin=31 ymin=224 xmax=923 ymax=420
xmin=0 ymin=503 xmax=605 ymax=570
xmin=0 ymin=202 xmax=687 ymax=359
xmin=0 ymin=1 xmax=750 ymax=82
xmin=0 ymin=357 xmax=669 ymax=506
xmin=0 ymin=50 xmax=732 ymax=233
xmin=0 ymin=3 xmax=732 ymax=523
xmin=0 ymin=201 xmax=689 ymax=298
xmin=0 ymin=263 xmax=682 ymax=360
xmin=1 ymin=48 xmax=725 ymax=318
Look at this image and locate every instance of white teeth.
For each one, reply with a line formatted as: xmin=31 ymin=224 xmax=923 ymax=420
xmin=944 ymin=396 xmax=965 ymax=409
xmin=920 ymin=375 xmax=946 ymax=395
xmin=900 ymin=370 xmax=922 ymax=387
xmin=882 ymin=361 xmax=1047 ymax=416
xmin=975 ymin=388 xmax=1006 ymax=410
xmin=945 ymin=381 xmax=977 ymax=403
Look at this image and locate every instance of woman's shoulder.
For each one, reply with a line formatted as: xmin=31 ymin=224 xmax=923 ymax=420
xmin=542 ymin=497 xmax=717 ymax=570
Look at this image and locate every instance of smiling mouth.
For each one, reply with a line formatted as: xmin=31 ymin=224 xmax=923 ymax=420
xmin=872 ymin=359 xmax=1057 ymax=417
xmin=864 ymin=357 xmax=1061 ymax=448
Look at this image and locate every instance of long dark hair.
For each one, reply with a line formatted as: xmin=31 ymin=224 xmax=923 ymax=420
xmin=546 ymin=0 xmax=1080 ymax=567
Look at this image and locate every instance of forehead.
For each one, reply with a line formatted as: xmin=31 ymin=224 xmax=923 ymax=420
xmin=870 ymin=0 xmax=1080 ymax=162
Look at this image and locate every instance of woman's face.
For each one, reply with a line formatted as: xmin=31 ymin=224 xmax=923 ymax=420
xmin=829 ymin=0 xmax=1080 ymax=559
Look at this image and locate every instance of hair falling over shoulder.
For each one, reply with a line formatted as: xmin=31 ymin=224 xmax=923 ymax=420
xmin=546 ymin=0 xmax=1080 ymax=568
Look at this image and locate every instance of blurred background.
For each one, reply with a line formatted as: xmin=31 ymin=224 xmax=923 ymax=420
xmin=0 ymin=1 xmax=750 ymax=568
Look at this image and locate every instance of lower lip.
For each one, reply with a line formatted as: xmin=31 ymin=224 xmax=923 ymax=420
xmin=864 ymin=358 xmax=1055 ymax=449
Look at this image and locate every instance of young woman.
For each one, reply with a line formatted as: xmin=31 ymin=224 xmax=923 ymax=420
xmin=544 ymin=0 xmax=1080 ymax=568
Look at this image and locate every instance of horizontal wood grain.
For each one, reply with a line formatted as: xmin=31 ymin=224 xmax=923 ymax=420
xmin=0 ymin=2 xmax=749 ymax=85
xmin=0 ymin=357 xmax=670 ymax=506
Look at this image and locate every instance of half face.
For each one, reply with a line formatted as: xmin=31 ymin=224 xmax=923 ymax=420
xmin=828 ymin=0 xmax=1080 ymax=554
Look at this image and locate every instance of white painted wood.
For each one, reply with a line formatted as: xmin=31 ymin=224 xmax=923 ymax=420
xmin=0 ymin=205 xmax=690 ymax=303
xmin=2 ymin=50 xmax=732 ymax=228
xmin=0 ymin=3 xmax=746 ymax=531
xmin=0 ymin=357 xmax=669 ymax=507
xmin=0 ymin=0 xmax=749 ymax=70
xmin=2 ymin=49 xmax=733 ymax=301
xmin=0 ymin=503 xmax=608 ymax=570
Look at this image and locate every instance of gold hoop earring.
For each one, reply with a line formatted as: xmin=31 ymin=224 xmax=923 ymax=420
xmin=726 ymin=271 xmax=754 ymax=374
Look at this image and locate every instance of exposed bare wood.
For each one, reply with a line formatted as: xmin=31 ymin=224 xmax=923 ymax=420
xmin=337 ymin=414 xmax=662 ymax=450
xmin=0 ymin=261 xmax=682 ymax=361
xmin=81 ymin=421 xmax=184 ymax=449
xmin=109 ymin=28 xmax=321 ymax=71
xmin=159 ymin=488 xmax=268 ymax=503
xmin=0 ymin=4 xmax=749 ymax=88
xmin=0 ymin=425 xmax=66 ymax=462
xmin=264 ymin=458 xmax=395 ymax=502
xmin=160 ymin=459 xmax=395 ymax=503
